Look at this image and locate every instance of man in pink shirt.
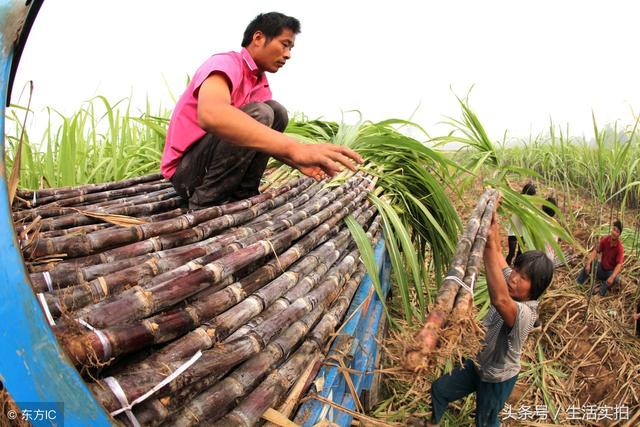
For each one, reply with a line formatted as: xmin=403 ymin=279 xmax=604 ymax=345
xmin=161 ymin=12 xmax=362 ymax=209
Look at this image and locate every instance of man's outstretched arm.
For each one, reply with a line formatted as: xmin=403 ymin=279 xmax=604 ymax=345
xmin=197 ymin=73 xmax=363 ymax=178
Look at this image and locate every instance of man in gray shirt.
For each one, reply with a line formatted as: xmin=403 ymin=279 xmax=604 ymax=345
xmin=428 ymin=212 xmax=554 ymax=427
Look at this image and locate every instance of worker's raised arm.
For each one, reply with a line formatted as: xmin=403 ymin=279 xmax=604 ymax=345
xmin=484 ymin=213 xmax=518 ymax=328
xmin=197 ymin=73 xmax=363 ymax=178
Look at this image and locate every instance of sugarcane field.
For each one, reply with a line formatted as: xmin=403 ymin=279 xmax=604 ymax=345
xmin=1 ymin=2 xmax=640 ymax=427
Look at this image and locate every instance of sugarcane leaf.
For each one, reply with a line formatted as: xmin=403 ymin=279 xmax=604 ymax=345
xmin=71 ymin=209 xmax=148 ymax=227
xmin=370 ymin=194 xmax=425 ymax=319
xmin=344 ymin=215 xmax=395 ymax=328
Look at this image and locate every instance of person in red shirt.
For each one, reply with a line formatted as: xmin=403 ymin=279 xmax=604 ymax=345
xmin=162 ymin=12 xmax=362 ymax=209
xmin=576 ymin=220 xmax=624 ymax=296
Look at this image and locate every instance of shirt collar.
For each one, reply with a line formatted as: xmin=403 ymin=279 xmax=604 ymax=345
xmin=241 ymin=47 xmax=262 ymax=76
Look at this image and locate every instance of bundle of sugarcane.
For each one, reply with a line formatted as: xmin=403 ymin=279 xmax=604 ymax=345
xmin=103 ymin=219 xmax=380 ymax=427
xmin=44 ymin=177 xmax=363 ymax=325
xmin=405 ymin=188 xmax=499 ymax=370
xmin=13 ymin=173 xmax=166 ymax=210
xmin=14 ymin=169 xmax=394 ymax=427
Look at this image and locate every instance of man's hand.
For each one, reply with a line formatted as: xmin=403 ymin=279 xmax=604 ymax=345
xmin=198 ymin=74 xmax=363 ymax=180
xmin=283 ymin=143 xmax=363 ymax=180
xmin=585 ymin=263 xmax=591 ymax=274
xmin=606 ymin=276 xmax=614 ymax=286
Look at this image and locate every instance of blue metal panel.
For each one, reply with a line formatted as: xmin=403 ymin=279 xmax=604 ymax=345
xmin=0 ymin=2 xmax=113 ymax=425
xmin=297 ymin=238 xmax=391 ymax=426
xmin=333 ymin=258 xmax=389 ymax=426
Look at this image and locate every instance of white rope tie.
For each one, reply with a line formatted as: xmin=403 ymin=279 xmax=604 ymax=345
xmin=104 ymin=377 xmax=140 ymax=427
xmin=265 ymin=239 xmax=285 ymax=273
xmin=36 ymin=293 xmax=56 ymax=326
xmin=77 ymin=319 xmax=113 ymax=360
xmin=444 ymin=272 xmax=476 ymax=295
xmin=42 ymin=271 xmax=53 ymax=293
xmin=32 ymin=192 xmax=37 ymax=207
xmin=106 ymin=350 xmax=202 ymax=422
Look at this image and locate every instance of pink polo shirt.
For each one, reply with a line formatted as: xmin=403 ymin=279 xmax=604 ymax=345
xmin=160 ymin=48 xmax=272 ymax=179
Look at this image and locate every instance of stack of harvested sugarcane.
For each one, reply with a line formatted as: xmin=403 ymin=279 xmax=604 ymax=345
xmin=405 ymin=189 xmax=499 ymax=370
xmin=13 ymin=172 xmax=386 ymax=426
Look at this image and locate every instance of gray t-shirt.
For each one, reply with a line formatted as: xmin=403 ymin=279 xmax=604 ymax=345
xmin=475 ymin=267 xmax=538 ymax=382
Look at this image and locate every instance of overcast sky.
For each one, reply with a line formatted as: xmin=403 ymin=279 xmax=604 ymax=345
xmin=11 ymin=0 xmax=640 ymax=141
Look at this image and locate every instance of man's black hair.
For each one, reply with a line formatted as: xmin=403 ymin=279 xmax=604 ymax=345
xmin=241 ymin=12 xmax=301 ymax=47
xmin=613 ymin=219 xmax=623 ymax=233
xmin=514 ymin=250 xmax=554 ymax=300
xmin=542 ymin=196 xmax=557 ymax=217
xmin=521 ymin=182 xmax=537 ymax=196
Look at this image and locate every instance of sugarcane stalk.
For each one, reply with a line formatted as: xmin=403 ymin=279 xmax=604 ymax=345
xmin=140 ymin=178 xmax=361 ymax=288
xmin=212 ymin=239 xmax=347 ymax=343
xmin=246 ymin=180 xmax=334 ymax=226
xmin=27 ymin=178 xmax=310 ymax=260
xmin=133 ymin=306 xmax=327 ymax=427
xmin=213 ymin=265 xmax=369 ymax=427
xmin=450 ymin=194 xmax=497 ymax=318
xmin=35 ymin=206 xmax=187 ymax=240
xmin=15 ymin=178 xmax=169 ymax=211
xmin=32 ymin=214 xmax=278 ymax=292
xmin=405 ymin=189 xmax=498 ymax=368
xmin=39 ymin=223 xmax=114 ymax=238
xmin=216 ymin=343 xmax=319 ymax=427
xmin=58 ymin=201 xmax=371 ymax=365
xmin=117 ymin=256 xmax=369 ymax=426
xmin=228 ymin=214 xmax=380 ymax=342
xmin=43 ymin=180 xmax=359 ymax=316
xmin=16 ymin=173 xmax=164 ymax=201
xmin=94 ymin=200 xmax=372 ymax=371
xmin=88 ymin=224 xmax=374 ymax=415
xmin=54 ymin=178 xmax=310 ymax=269
xmin=14 ymin=186 xmax=177 ymax=224
xmin=36 ymin=182 xmax=173 ymax=209
xmin=30 ymin=196 xmax=184 ymax=233
xmin=69 ymin=183 xmax=365 ymax=329
xmin=14 ymin=182 xmax=174 ymax=222
xmin=39 ymin=217 xmax=280 ymax=296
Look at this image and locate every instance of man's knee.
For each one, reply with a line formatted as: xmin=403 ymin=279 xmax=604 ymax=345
xmin=241 ymin=102 xmax=275 ymax=127
xmin=265 ymin=100 xmax=289 ymax=131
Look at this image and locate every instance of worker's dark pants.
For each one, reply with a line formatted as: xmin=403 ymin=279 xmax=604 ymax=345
xmin=576 ymin=261 xmax=620 ymax=295
xmin=171 ymin=100 xmax=288 ymax=209
xmin=431 ymin=359 xmax=518 ymax=427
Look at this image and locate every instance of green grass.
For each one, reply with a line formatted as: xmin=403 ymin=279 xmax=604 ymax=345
xmin=5 ymin=96 xmax=170 ymax=189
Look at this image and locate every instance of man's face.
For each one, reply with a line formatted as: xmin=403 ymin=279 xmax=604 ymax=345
xmin=507 ymin=268 xmax=532 ymax=301
xmin=611 ymin=226 xmax=621 ymax=241
xmin=252 ymin=29 xmax=296 ymax=73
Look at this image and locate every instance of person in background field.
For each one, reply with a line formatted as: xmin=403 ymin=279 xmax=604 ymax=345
xmin=427 ymin=206 xmax=554 ymax=427
xmin=576 ymin=220 xmax=624 ymax=296
xmin=542 ymin=196 xmax=559 ymax=262
xmin=506 ymin=182 xmax=537 ymax=265
xmin=160 ymin=12 xmax=362 ymax=209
